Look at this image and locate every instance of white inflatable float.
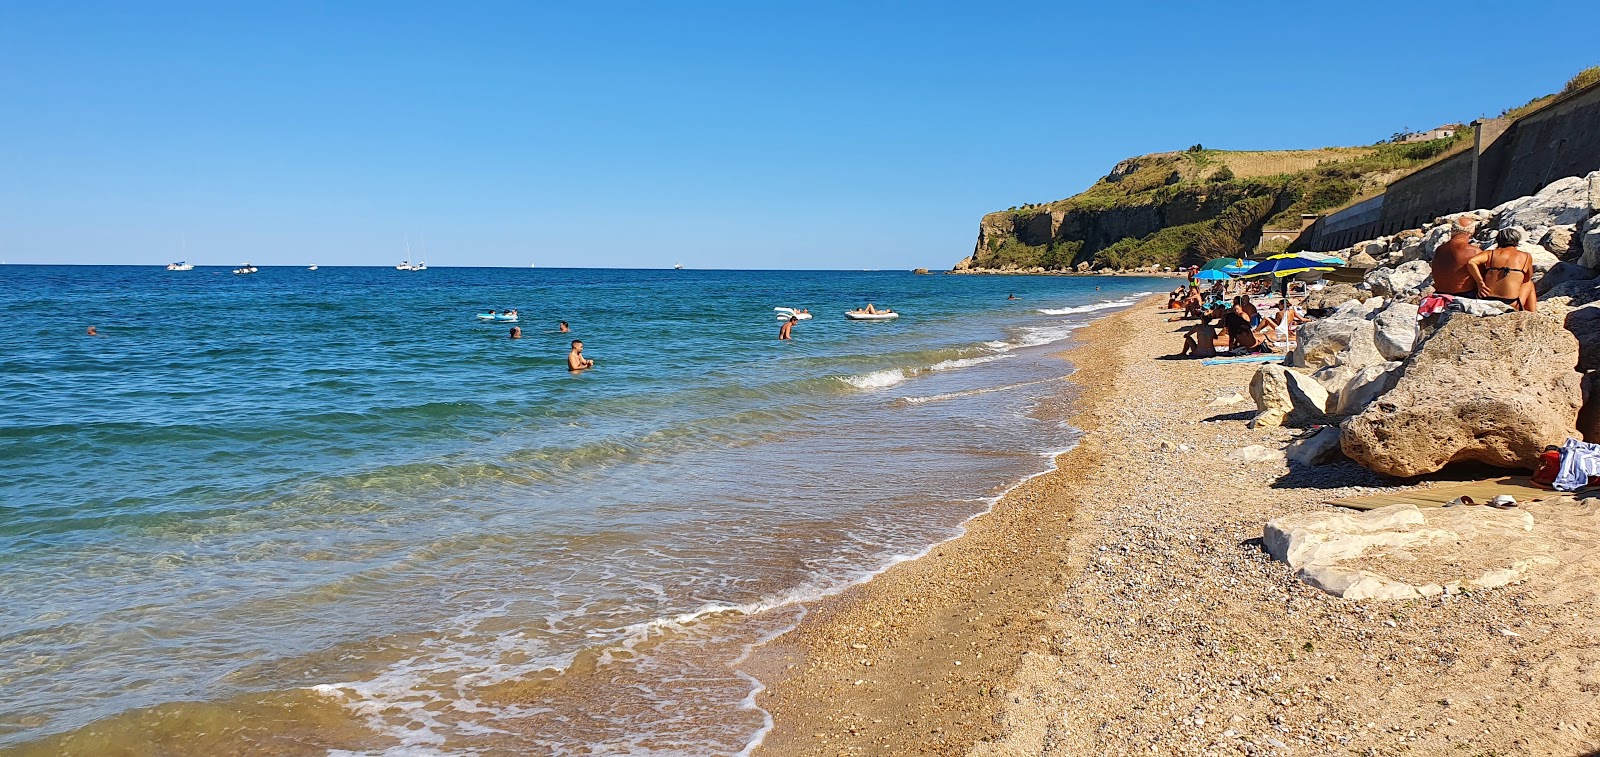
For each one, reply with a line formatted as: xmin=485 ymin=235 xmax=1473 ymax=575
xmin=844 ymin=311 xmax=899 ymax=321
xmin=774 ymin=307 xmax=813 ymax=320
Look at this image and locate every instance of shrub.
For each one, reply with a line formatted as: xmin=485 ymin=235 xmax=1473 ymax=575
xmin=1212 ymin=165 xmax=1235 ymax=182
xmin=1564 ymin=66 xmax=1600 ymax=94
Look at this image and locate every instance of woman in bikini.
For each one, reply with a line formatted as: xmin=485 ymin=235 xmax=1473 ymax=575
xmin=1467 ymin=227 xmax=1537 ymax=312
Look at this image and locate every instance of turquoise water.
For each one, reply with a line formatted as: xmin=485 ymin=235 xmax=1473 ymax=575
xmin=0 ymin=265 xmax=1159 ymax=754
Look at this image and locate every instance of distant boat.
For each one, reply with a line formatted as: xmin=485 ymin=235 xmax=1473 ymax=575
xmin=674 ymin=263 xmax=684 ymax=270
xmin=396 ymin=234 xmax=427 ymax=270
xmin=233 ymin=263 xmax=258 ymax=275
xmin=167 ymin=234 xmax=193 ymax=270
xmin=308 ymin=264 xmax=319 ymax=271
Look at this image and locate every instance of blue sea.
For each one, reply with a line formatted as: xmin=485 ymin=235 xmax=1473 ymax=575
xmin=0 ymin=265 xmax=1160 ymax=755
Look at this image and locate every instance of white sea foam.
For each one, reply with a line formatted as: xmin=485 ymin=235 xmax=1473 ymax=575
xmin=1035 ymin=291 xmax=1155 ymax=316
xmin=839 ymin=368 xmax=909 ymax=389
xmin=896 ymin=377 xmax=1062 ymax=405
xmin=928 ymin=354 xmax=1007 ymax=372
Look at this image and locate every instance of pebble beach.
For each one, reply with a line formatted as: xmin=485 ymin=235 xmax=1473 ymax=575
xmin=752 ymin=295 xmax=1600 ymax=756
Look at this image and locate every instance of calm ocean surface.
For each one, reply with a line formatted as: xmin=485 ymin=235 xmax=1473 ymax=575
xmin=0 ymin=265 xmax=1159 ymax=755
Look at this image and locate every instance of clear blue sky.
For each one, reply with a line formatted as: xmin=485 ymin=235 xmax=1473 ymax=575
xmin=0 ymin=1 xmax=1591 ymax=269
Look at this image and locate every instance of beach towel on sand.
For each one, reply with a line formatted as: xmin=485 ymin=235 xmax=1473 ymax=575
xmin=1200 ymin=354 xmax=1284 ymax=366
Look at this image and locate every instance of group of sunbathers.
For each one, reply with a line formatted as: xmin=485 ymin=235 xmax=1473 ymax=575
xmin=1169 ymin=290 xmax=1311 ymax=359
xmin=1429 ymin=218 xmax=1537 ymax=312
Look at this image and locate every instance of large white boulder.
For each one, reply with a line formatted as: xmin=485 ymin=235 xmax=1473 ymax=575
xmin=1249 ymin=363 xmax=1329 ymax=428
xmin=1330 ymin=361 xmax=1403 ymax=416
xmin=1364 ymin=261 xmax=1432 ymax=299
xmin=1286 ymin=426 xmax=1344 ymax=466
xmin=1264 ymin=504 xmax=1551 ymax=600
xmin=1341 ymin=312 xmax=1583 ymax=476
xmin=1536 ymin=261 xmax=1600 ymax=296
xmin=1493 ymin=175 xmax=1595 ymax=230
xmin=1581 ymin=215 xmax=1600 ymax=270
xmin=1372 ymin=301 xmax=1419 ymax=360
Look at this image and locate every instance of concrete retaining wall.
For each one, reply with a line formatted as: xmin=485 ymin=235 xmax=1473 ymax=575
xmin=1299 ymin=79 xmax=1600 ymax=252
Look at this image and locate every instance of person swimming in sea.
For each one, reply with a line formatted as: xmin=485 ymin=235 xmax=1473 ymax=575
xmin=509 ymin=326 xmax=522 ymax=339
xmin=86 ymin=325 xmax=103 ymax=337
xmin=1007 ymin=293 xmax=1018 ymax=300
xmin=568 ymin=339 xmax=594 ymax=372
xmin=559 ymin=321 xmax=570 ymax=333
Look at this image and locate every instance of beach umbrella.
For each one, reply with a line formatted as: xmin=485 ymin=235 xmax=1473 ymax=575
xmin=1199 ymin=257 xmax=1254 ymax=275
xmin=1193 ymin=269 xmax=1232 ymax=281
xmin=1239 ymin=255 xmax=1337 ymax=295
xmin=1239 ymin=256 xmax=1336 ymax=278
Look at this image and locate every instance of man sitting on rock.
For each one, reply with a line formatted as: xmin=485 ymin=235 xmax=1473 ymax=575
xmin=1466 ymin=227 xmax=1538 ymax=312
xmin=1430 ymin=217 xmax=1484 ymax=298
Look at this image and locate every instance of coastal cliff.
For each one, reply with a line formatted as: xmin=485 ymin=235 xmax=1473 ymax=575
xmin=955 ymin=143 xmax=1464 ymax=273
xmin=959 ymin=66 xmax=1600 ymax=274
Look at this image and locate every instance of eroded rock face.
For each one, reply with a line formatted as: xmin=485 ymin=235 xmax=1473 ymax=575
xmin=1249 ymin=363 xmax=1328 ymax=428
xmin=1494 ymin=175 xmax=1594 ymax=230
xmin=1341 ymin=312 xmax=1582 ymax=477
xmin=1565 ymin=305 xmax=1600 ymax=373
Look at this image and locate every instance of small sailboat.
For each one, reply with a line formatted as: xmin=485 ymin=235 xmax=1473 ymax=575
xmin=396 ymin=234 xmax=427 ymax=270
xmin=233 ymin=263 xmax=258 ymax=275
xmin=167 ymin=234 xmax=193 ymax=270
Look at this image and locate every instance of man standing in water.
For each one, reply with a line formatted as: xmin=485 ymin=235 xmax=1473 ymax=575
xmin=568 ymin=340 xmax=594 ymax=372
xmin=1430 ymin=217 xmax=1483 ymax=298
xmin=778 ymin=315 xmax=796 ymax=340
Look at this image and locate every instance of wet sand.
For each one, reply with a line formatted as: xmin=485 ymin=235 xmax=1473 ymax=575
xmin=751 ymin=297 xmax=1600 ymax=755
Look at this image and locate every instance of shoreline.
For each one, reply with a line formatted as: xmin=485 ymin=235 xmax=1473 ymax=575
xmin=749 ymin=295 xmax=1600 ymax=755
xmin=745 ymin=300 xmax=1128 ymax=754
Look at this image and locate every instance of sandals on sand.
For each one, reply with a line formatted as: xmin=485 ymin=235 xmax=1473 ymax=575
xmin=1444 ymin=495 xmax=1517 ymax=509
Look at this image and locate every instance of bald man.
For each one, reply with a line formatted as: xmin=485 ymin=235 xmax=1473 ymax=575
xmin=1430 ymin=217 xmax=1484 ymax=298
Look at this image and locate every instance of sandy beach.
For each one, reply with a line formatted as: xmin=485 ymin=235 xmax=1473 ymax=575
xmin=752 ymin=296 xmax=1600 ymax=756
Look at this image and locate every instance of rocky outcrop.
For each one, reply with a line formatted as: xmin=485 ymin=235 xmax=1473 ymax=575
xmin=1340 ymin=312 xmax=1583 ymax=477
xmin=1249 ymin=363 xmax=1328 ymax=428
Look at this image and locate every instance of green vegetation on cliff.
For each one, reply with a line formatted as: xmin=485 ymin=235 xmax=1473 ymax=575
xmin=965 ymin=134 xmax=1469 ymax=272
xmin=963 ymin=64 xmax=1600 ymax=273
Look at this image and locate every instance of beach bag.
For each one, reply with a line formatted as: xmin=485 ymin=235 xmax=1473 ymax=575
xmin=1532 ymin=446 xmax=1562 ymax=488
